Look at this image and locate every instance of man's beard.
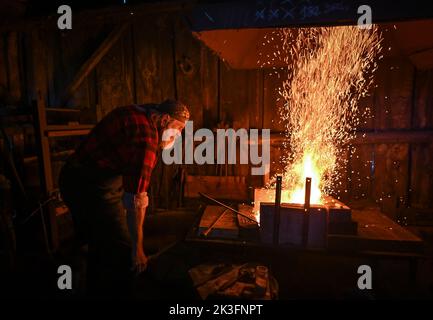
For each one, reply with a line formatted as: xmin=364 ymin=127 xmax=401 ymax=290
xmin=158 ymin=125 xmax=176 ymax=150
xmin=159 ymin=139 xmax=175 ymax=150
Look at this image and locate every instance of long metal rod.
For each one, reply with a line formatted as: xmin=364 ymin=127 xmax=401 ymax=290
xmin=198 ymin=193 xmax=258 ymax=224
xmin=303 ymin=177 xmax=312 ymax=246
xmin=39 ymin=202 xmax=51 ymax=256
xmin=273 ymin=176 xmax=282 ymax=245
xmin=304 ymin=177 xmax=311 ymax=209
xmin=202 ymin=208 xmax=230 ymax=237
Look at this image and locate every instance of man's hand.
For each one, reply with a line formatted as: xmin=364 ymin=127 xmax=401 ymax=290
xmin=124 ymin=192 xmax=149 ymax=275
xmin=132 ymin=248 xmax=148 ymax=274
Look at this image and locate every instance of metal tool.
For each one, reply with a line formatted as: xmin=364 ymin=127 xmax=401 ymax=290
xmin=198 ymin=192 xmax=258 ymax=224
xmin=148 ymin=236 xmax=184 ymax=263
xmin=302 ymin=177 xmax=312 ymax=246
xmin=201 ymin=208 xmax=230 ymax=237
xmin=273 ymin=176 xmax=282 ymax=245
xmin=304 ymin=177 xmax=312 ymax=209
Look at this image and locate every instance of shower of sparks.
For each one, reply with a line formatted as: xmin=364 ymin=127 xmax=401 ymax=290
xmin=259 ymin=25 xmax=382 ymax=208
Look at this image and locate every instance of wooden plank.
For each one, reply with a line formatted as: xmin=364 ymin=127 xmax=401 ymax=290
xmin=251 ymin=69 xmax=264 ymax=130
xmin=354 ymin=208 xmax=420 ymax=242
xmin=122 ymin=24 xmax=135 ymax=105
xmin=96 ymin=24 xmax=134 ymax=116
xmin=54 ymin=22 xmax=105 ymax=117
xmin=6 ymin=31 xmax=22 ymax=103
xmin=46 ymin=129 xmax=91 ymax=138
xmin=373 ymin=57 xmax=415 ymax=130
xmin=263 ymin=70 xmax=287 ymax=132
xmin=219 ymin=65 xmax=260 ymax=130
xmin=373 ymin=143 xmax=409 ymax=208
xmin=30 ymin=29 xmax=59 ymax=251
xmin=352 ymin=130 xmax=433 ymax=144
xmin=331 ymin=148 xmax=350 ymax=203
xmin=349 ymin=144 xmax=374 ymax=201
xmin=30 ymin=29 xmax=49 ymax=117
xmin=328 ymin=207 xmax=423 ymax=254
xmin=238 ymin=131 xmax=432 ymax=146
xmin=0 ymin=34 xmax=7 ymax=90
xmin=46 ymin=108 xmax=81 ymax=113
xmin=62 ymin=23 xmax=129 ymax=105
xmin=267 ymin=137 xmax=286 ymax=185
xmin=45 ymin=124 xmax=94 ymax=131
xmin=356 ymin=91 xmax=375 ymax=131
xmin=44 ymin=28 xmax=57 ymax=107
xmin=185 ymin=175 xmax=248 ymax=201
xmin=413 ymin=69 xmax=433 ymax=129
xmin=134 ymin=16 xmax=175 ymax=104
xmin=200 ymin=40 xmax=219 ymax=129
xmin=409 ymin=48 xmax=433 ymax=70
xmin=175 ymin=16 xmax=220 ymax=129
xmin=33 ymin=99 xmax=52 ymax=193
xmin=410 ymin=142 xmax=433 ymax=209
xmin=219 ymin=63 xmax=262 ymax=176
xmin=33 ymin=99 xmax=59 ymax=252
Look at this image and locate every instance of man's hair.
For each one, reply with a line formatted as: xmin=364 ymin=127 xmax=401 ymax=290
xmin=154 ymin=99 xmax=190 ymax=122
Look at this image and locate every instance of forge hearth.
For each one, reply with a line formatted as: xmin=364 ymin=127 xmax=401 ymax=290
xmin=259 ymin=195 xmax=356 ymax=248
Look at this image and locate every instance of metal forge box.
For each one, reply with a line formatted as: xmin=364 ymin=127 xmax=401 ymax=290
xmin=257 ymin=189 xmax=357 ymax=248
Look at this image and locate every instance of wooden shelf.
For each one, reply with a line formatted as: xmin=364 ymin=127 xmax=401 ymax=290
xmin=46 ymin=108 xmax=81 ymax=113
xmin=45 ymin=124 xmax=94 ymax=137
xmin=45 ymin=124 xmax=94 ymax=131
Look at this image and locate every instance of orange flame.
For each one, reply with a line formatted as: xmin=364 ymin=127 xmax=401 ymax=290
xmin=286 ymin=153 xmax=322 ymax=204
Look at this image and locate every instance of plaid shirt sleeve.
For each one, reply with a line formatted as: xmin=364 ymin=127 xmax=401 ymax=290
xmin=120 ymin=109 xmax=159 ymax=194
xmin=75 ymin=106 xmax=159 ymax=195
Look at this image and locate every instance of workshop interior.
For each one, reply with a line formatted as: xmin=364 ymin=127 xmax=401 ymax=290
xmin=1 ymin=0 xmax=433 ymax=300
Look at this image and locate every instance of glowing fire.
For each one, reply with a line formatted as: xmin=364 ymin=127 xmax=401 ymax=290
xmin=255 ymin=25 xmax=383 ymax=213
xmin=286 ymin=153 xmax=322 ymax=204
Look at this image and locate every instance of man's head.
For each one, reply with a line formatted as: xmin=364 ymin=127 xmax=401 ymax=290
xmin=151 ymin=99 xmax=190 ymax=149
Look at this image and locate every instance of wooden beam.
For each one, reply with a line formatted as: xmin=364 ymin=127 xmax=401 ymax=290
xmin=6 ymin=31 xmax=22 ymax=102
xmin=409 ymin=47 xmax=433 ymax=70
xmin=33 ymin=98 xmax=54 ymax=194
xmin=45 ymin=124 xmax=94 ymax=131
xmin=265 ymin=130 xmax=433 ymax=145
xmin=46 ymin=129 xmax=92 ymax=138
xmin=352 ymin=130 xmax=433 ymax=144
xmin=61 ymin=22 xmax=130 ymax=105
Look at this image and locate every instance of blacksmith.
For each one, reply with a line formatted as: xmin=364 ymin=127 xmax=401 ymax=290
xmin=59 ymin=99 xmax=190 ymax=297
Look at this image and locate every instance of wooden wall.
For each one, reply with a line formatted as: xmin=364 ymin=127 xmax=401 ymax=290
xmin=1 ymin=12 xmax=432 ymax=219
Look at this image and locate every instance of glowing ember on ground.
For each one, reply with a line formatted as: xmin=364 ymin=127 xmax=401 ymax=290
xmin=256 ymin=25 xmax=382 ymax=212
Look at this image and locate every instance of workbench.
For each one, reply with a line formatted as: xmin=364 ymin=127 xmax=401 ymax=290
xmin=184 ymin=203 xmax=425 ymax=298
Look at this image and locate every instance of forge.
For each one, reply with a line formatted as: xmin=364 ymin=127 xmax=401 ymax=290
xmin=257 ymin=184 xmax=355 ymax=248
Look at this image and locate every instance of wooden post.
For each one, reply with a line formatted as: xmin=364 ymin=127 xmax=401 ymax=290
xmin=32 ymin=98 xmax=58 ymax=252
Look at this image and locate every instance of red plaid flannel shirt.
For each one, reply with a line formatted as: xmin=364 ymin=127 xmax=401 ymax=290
xmin=74 ymin=105 xmax=159 ymax=194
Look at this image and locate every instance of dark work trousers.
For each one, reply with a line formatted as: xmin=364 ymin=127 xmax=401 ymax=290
xmin=59 ymin=159 xmax=133 ymax=298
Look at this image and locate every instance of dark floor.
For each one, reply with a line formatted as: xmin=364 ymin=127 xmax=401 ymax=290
xmin=1 ymin=208 xmax=433 ymax=300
